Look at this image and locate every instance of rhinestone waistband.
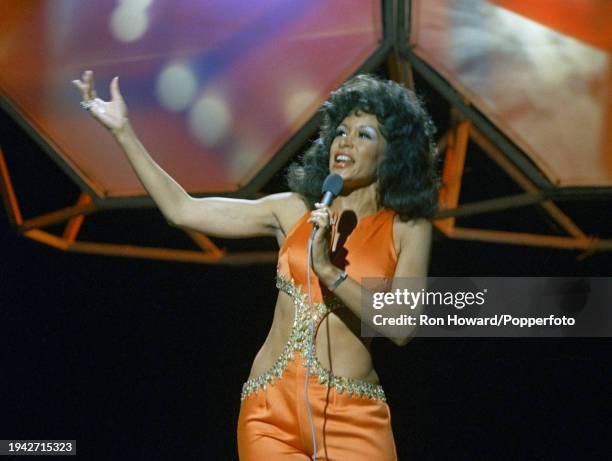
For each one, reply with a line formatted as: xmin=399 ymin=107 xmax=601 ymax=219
xmin=240 ymin=274 xmax=386 ymax=402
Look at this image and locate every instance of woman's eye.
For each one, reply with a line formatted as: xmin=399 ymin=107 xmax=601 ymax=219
xmin=335 ymin=129 xmax=346 ymax=137
xmin=359 ymin=131 xmax=372 ymax=139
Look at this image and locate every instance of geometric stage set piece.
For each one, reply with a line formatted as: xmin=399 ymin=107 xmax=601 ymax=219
xmin=1 ymin=0 xmax=611 ymax=264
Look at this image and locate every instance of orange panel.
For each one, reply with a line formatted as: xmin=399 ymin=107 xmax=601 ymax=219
xmin=0 ymin=0 xmax=383 ymax=197
xmin=490 ymin=0 xmax=612 ymax=50
xmin=411 ymin=0 xmax=612 ymax=187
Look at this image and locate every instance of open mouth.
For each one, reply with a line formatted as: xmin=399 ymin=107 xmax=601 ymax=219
xmin=333 ymin=153 xmax=354 ymax=167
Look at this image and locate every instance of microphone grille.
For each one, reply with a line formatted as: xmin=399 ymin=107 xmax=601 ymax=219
xmin=322 ymin=173 xmax=343 ymax=197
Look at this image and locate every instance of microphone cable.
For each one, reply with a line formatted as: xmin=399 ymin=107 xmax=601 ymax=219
xmin=305 ymin=226 xmax=318 ymax=460
xmin=303 ymin=173 xmax=342 ymax=460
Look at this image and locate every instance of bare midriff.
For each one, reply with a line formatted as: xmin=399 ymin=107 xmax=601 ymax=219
xmin=247 ymin=289 xmax=380 ymax=385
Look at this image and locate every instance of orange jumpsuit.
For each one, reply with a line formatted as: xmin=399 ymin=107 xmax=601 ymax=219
xmin=237 ymin=209 xmax=399 ymax=460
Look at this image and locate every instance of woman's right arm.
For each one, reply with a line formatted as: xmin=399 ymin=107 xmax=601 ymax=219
xmin=73 ymin=71 xmax=306 ymax=239
xmin=114 ymin=122 xmax=304 ymax=238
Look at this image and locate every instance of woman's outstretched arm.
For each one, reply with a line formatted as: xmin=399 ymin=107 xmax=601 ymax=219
xmin=73 ymin=70 xmax=306 ymax=239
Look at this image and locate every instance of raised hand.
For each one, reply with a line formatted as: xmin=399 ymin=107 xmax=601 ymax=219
xmin=72 ymin=70 xmax=128 ymax=133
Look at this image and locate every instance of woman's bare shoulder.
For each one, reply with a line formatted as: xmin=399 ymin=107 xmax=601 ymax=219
xmin=392 ymin=215 xmax=432 ymax=255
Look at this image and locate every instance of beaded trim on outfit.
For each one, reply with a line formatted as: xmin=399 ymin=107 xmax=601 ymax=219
xmin=240 ymin=273 xmax=386 ymax=402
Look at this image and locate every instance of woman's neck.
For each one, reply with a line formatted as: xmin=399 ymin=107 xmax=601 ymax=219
xmin=331 ymin=182 xmax=379 ymax=219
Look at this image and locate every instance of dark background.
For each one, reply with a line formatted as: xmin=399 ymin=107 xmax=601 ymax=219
xmin=1 ymin=69 xmax=611 ymax=460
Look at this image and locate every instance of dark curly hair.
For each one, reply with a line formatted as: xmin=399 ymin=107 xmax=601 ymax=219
xmin=286 ymin=74 xmax=439 ymax=221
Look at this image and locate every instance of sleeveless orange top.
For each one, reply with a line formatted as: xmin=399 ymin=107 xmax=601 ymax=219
xmin=277 ymin=208 xmax=398 ymax=301
xmin=242 ymin=208 xmax=397 ymax=402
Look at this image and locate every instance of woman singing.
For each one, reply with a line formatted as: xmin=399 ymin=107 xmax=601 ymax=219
xmin=73 ymin=72 xmax=438 ymax=460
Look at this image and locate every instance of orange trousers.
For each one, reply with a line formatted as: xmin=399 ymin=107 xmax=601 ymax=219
xmin=237 ymin=355 xmax=397 ymax=460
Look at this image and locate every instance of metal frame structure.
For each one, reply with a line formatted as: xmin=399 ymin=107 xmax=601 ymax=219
xmin=1 ymin=0 xmax=610 ymax=265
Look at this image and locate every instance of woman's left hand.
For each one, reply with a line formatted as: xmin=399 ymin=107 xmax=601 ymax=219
xmin=307 ymin=202 xmax=334 ymax=276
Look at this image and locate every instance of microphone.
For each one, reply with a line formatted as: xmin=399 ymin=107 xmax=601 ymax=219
xmin=313 ymin=174 xmax=343 ymax=231
xmin=320 ymin=173 xmax=343 ymax=208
